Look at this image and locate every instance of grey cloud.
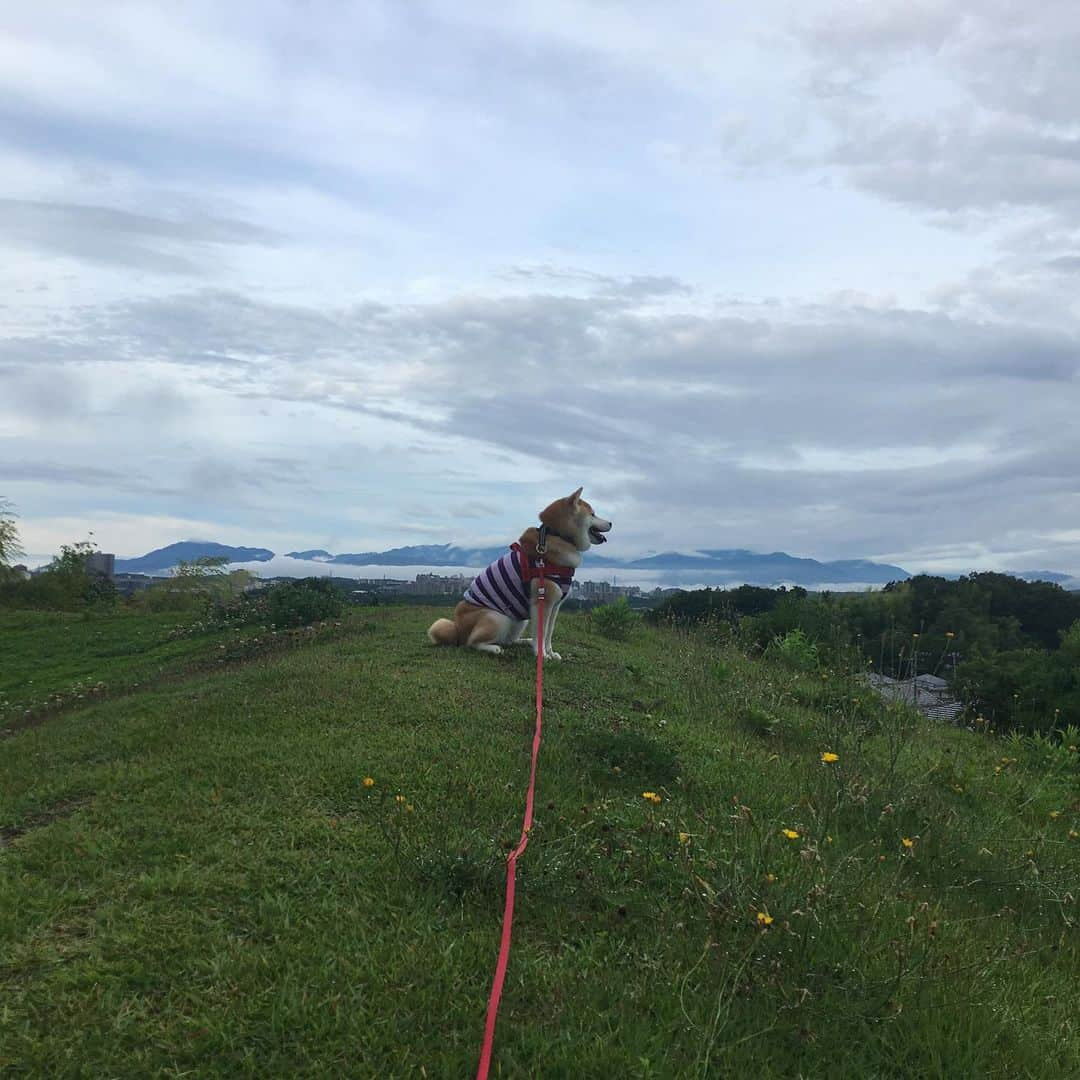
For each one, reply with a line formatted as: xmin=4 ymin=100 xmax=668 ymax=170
xmin=6 ymin=283 xmax=1080 ymax=570
xmin=1047 ymin=255 xmax=1080 ymax=273
xmin=795 ymin=2 xmax=1080 ymax=240
xmin=502 ymin=264 xmax=692 ymax=301
xmin=0 ymin=459 xmax=159 ymax=491
xmin=0 ymin=199 xmax=279 ymax=274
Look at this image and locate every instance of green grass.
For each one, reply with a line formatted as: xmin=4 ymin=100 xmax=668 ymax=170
xmin=2 ymin=606 xmax=1078 ymax=1077
xmin=0 ymin=608 xmax=350 ymax=731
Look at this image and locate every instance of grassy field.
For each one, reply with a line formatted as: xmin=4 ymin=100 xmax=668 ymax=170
xmin=2 ymin=605 xmax=1078 ymax=1077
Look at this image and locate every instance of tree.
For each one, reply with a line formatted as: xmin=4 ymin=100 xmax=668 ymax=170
xmin=0 ymin=498 xmax=24 ymax=570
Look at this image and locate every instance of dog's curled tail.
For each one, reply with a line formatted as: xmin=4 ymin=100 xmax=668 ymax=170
xmin=427 ymin=618 xmax=459 ymax=646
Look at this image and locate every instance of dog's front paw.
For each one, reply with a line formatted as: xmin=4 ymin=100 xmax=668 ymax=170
xmin=545 ymin=650 xmax=562 ymax=661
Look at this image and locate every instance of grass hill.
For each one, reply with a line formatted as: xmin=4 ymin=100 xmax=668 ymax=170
xmin=2 ymin=607 xmax=1078 ymax=1076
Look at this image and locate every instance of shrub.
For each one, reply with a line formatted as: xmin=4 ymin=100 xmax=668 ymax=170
xmin=0 ymin=540 xmax=116 ymax=611
xmin=589 ymin=596 xmax=641 ymax=641
xmin=765 ymin=628 xmax=820 ymax=672
xmin=264 ymin=578 xmax=343 ymax=628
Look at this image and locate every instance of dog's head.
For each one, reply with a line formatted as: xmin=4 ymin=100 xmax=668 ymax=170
xmin=541 ymin=488 xmax=612 ymax=552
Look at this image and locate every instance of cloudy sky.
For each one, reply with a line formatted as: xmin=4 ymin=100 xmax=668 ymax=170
xmin=2 ymin=1 xmax=1078 ymax=575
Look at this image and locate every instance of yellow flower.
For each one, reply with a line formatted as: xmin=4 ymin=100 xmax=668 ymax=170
xmin=1050 ymin=810 xmax=1061 ymax=819
xmin=820 ymin=751 xmax=839 ymax=764
xmin=395 ymin=794 xmax=406 ymax=804
xmin=406 ymin=803 xmax=414 ymax=813
xmin=765 ymin=873 xmax=776 ymax=884
xmin=362 ymin=777 xmax=375 ymax=788
xmin=642 ymin=791 xmax=661 ymax=805
xmin=612 ymin=766 xmax=622 ymax=774
xmin=756 ymin=911 xmax=774 ymax=926
xmin=1069 ymin=830 xmax=1078 ymax=839
xmin=902 ymin=837 xmax=915 ymax=849
xmin=678 ymin=831 xmax=690 ymax=845
xmin=782 ymin=828 xmax=799 ymax=840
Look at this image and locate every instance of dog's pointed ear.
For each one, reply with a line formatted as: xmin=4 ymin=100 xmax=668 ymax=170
xmin=569 ymin=487 xmax=583 ymax=506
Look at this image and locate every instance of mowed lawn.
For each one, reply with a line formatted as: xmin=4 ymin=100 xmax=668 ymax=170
xmin=2 ymin=605 xmax=1079 ymax=1077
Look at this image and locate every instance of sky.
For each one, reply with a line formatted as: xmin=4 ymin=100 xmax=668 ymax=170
xmin=1 ymin=0 xmax=1079 ymax=576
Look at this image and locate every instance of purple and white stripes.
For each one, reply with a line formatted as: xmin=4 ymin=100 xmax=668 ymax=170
xmin=463 ymin=549 xmax=574 ymax=620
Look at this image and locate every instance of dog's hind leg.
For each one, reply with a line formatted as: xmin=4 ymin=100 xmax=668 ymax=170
xmin=465 ymin=611 xmax=516 ymax=655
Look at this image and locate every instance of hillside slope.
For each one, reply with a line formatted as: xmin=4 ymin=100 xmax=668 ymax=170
xmin=1 ymin=608 xmax=1078 ymax=1076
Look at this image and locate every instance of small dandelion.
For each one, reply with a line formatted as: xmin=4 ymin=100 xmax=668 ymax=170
xmin=1050 ymin=810 xmax=1061 ymax=819
xmin=902 ymin=837 xmax=915 ymax=849
xmin=826 ymin=835 xmax=833 ymax=844
xmin=756 ymin=911 xmax=774 ymax=926
xmin=1069 ymin=830 xmax=1078 ymax=839
xmin=678 ymin=831 xmax=690 ymax=845
xmin=362 ymin=777 xmax=375 ymax=788
xmin=612 ymin=766 xmax=622 ymax=774
xmin=765 ymin=873 xmax=776 ymax=884
xmin=820 ymin=751 xmax=839 ymax=764
xmin=642 ymin=791 xmax=662 ymax=805
xmin=395 ymin=794 xmax=406 ymax=804
xmin=406 ymin=803 xmax=414 ymax=813
xmin=782 ymin=828 xmax=800 ymax=840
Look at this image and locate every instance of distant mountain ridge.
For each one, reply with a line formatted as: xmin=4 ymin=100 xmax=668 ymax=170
xmin=115 ymin=542 xmax=274 ymax=573
xmin=116 ymin=540 xmax=913 ymax=586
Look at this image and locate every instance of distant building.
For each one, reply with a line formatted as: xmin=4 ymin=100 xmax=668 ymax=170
xmin=865 ymin=672 xmax=963 ymax=723
xmin=113 ymin=572 xmax=170 ymax=595
xmin=10 ymin=564 xmax=31 ymax=581
xmin=85 ymin=552 xmax=116 ymax=581
xmin=578 ymin=580 xmax=641 ymax=603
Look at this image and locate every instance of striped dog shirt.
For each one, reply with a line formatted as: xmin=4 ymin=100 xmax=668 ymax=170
xmin=463 ymin=546 xmax=575 ymax=621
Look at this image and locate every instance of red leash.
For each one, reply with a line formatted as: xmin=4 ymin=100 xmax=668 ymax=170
xmin=475 ymin=567 xmax=548 ymax=1080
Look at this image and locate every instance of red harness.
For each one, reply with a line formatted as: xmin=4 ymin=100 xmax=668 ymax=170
xmin=510 ymin=542 xmax=576 ymax=586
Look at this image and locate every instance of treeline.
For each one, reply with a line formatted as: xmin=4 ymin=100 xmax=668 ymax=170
xmin=0 ymin=550 xmax=344 ymax=630
xmin=648 ymin=574 xmax=1080 ymax=735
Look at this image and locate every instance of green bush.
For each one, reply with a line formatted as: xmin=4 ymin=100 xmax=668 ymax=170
xmin=765 ymin=628 xmax=820 ymax=671
xmin=589 ymin=596 xmax=641 ymax=641
xmin=0 ymin=541 xmax=116 ymax=611
xmin=265 ymin=578 xmax=343 ymax=628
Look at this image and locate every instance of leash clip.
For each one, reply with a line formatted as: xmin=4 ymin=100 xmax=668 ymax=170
xmin=535 ymin=523 xmax=548 ymax=556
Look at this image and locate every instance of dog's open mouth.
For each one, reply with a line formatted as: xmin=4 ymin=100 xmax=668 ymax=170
xmin=589 ymin=526 xmax=608 ymax=544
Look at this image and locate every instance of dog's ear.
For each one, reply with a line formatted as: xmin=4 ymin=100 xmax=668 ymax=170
xmin=569 ymin=487 xmax=583 ymax=506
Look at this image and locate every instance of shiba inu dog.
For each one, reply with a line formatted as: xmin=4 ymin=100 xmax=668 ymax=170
xmin=427 ymin=488 xmax=612 ymax=660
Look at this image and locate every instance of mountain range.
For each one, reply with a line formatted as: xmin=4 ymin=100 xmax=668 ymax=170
xmin=115 ymin=542 xmax=274 ymax=573
xmin=111 ymin=541 xmax=1080 ymax=589
xmin=115 ymin=540 xmax=912 ymax=586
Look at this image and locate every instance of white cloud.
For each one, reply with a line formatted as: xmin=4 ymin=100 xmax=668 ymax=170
xmin=1 ymin=1 xmax=1079 ymax=577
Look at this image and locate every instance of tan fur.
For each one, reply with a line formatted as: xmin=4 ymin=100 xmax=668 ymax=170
xmin=426 ymin=617 xmax=459 ymax=645
xmin=426 ymin=488 xmax=612 ymax=659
